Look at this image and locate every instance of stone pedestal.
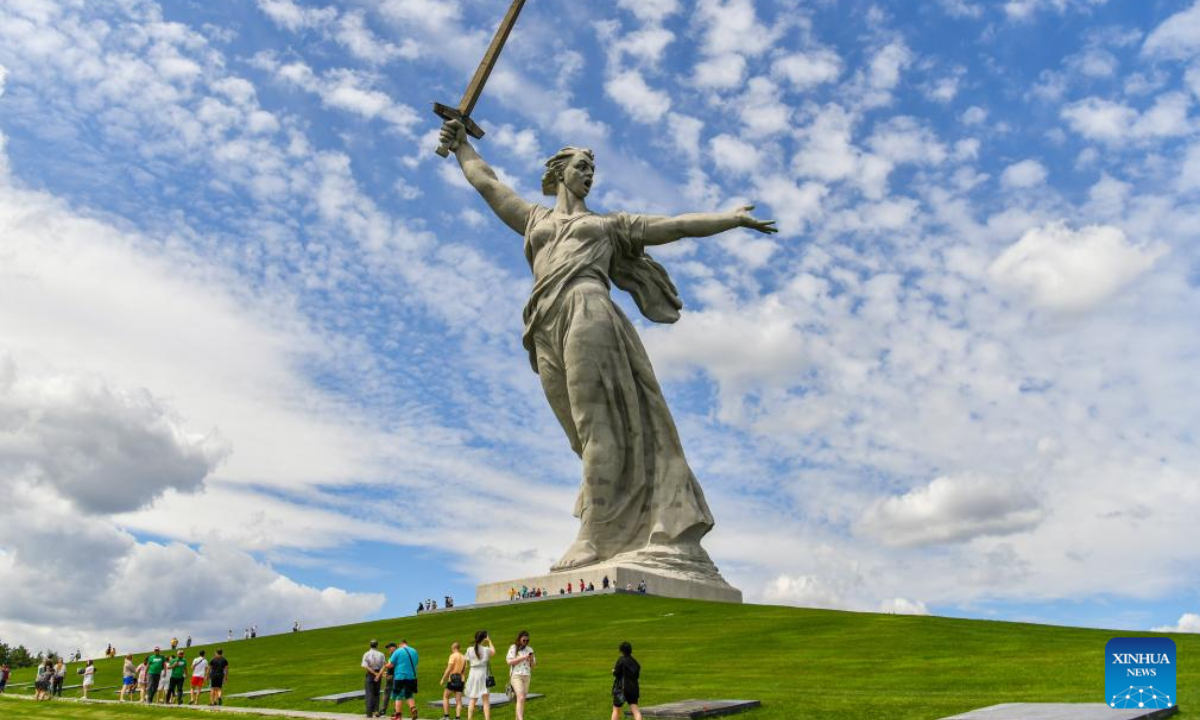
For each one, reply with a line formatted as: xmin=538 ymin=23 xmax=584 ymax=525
xmin=475 ymin=561 xmax=742 ymax=604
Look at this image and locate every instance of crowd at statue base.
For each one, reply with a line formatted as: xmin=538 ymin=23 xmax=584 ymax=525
xmin=475 ymin=561 xmax=743 ymax=605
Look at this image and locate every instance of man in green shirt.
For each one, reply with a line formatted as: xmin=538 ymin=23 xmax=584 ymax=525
xmin=165 ymin=650 xmax=188 ymax=705
xmin=145 ymin=648 xmax=167 ymax=703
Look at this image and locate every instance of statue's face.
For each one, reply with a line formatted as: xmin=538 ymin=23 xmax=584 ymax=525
xmin=561 ymin=152 xmax=594 ymax=198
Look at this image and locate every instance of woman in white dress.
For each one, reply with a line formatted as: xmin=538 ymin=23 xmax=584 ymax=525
xmin=464 ymin=630 xmax=495 ymax=720
xmin=82 ymin=660 xmax=95 ymax=699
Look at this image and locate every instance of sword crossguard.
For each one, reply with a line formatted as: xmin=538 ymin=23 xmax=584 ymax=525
xmin=433 ymin=102 xmax=485 ymax=157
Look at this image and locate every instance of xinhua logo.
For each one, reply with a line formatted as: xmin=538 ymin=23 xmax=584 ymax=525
xmin=1106 ymin=637 xmax=1176 ymax=710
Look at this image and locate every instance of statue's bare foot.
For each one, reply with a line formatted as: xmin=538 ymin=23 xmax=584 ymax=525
xmin=551 ymin=539 xmax=599 ymax=571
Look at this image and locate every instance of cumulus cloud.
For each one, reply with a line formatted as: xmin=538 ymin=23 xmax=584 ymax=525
xmin=1142 ymin=0 xmax=1200 ymax=60
xmin=0 ymin=360 xmax=225 ymax=515
xmin=605 ymin=69 xmax=672 ymax=124
xmin=880 ymin=597 xmax=931 ymax=615
xmin=1061 ymin=93 xmax=1192 ymax=144
xmin=1001 ymin=159 xmax=1048 ymax=188
xmin=1153 ymin=613 xmax=1200 ymax=633
xmin=860 ymin=475 xmax=1046 ymax=547
xmin=763 ymin=574 xmax=850 ymax=610
xmin=617 ymin=0 xmax=679 ymax=23
xmin=772 ymin=49 xmax=842 ymax=90
xmin=988 ymin=222 xmax=1166 ymax=313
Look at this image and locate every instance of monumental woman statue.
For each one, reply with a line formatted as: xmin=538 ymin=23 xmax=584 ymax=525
xmin=439 ymin=120 xmax=777 ymax=581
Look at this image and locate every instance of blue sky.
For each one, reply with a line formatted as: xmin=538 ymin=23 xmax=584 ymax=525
xmin=2 ymin=0 xmax=1200 ymax=654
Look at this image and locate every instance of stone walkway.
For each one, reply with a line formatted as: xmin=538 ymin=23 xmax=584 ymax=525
xmin=1 ymin=694 xmax=367 ymax=720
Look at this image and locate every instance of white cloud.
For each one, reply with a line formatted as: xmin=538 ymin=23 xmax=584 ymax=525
xmin=772 ymin=48 xmax=842 ymax=90
xmin=962 ymin=106 xmax=988 ymax=125
xmin=763 ymin=574 xmax=850 ymax=610
xmin=880 ymin=597 xmax=931 ymax=615
xmin=605 ymin=69 xmax=672 ymax=124
xmin=1004 ymin=0 xmax=1108 ymax=21
xmin=1142 ymin=0 xmax=1200 ymax=60
xmin=666 ymin=112 xmax=704 ymax=161
xmin=709 ymin=134 xmax=761 ymax=175
xmin=988 ymin=222 xmax=1166 ymax=313
xmin=867 ymin=116 xmax=947 ymax=166
xmin=271 ymin=62 xmax=421 ymax=134
xmin=753 ymin=176 xmax=827 ymax=236
xmin=694 ymin=53 xmax=746 ymax=89
xmin=696 ymin=0 xmax=779 ymax=58
xmin=0 ymin=359 xmax=226 ymax=515
xmin=868 ymin=41 xmax=913 ymax=91
xmin=617 ymin=0 xmax=679 ymax=23
xmin=1179 ymin=141 xmax=1200 ymax=191
xmin=1153 ymin=613 xmax=1200 ymax=633
xmin=860 ymin=475 xmax=1046 ymax=547
xmin=1000 ymin=159 xmax=1048 ymax=189
xmin=1061 ymin=93 xmax=1192 ymax=144
xmin=255 ymin=0 xmax=336 ymax=32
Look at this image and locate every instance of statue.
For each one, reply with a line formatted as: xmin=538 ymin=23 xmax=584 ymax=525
xmin=439 ymin=120 xmax=777 ymax=583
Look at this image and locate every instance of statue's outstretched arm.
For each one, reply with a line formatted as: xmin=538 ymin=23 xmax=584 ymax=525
xmin=640 ymin=205 xmax=777 ymax=246
xmin=440 ymin=120 xmax=533 ymax=235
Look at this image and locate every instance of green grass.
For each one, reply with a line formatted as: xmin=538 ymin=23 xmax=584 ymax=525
xmin=3 ymin=594 xmax=1196 ymax=719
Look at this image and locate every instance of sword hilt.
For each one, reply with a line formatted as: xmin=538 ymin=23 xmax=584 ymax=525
xmin=433 ymin=102 xmax=485 ymax=158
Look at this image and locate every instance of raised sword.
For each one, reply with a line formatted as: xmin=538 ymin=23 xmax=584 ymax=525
xmin=433 ymin=0 xmax=528 ymax=157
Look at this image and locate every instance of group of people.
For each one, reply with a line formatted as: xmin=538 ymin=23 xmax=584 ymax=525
xmin=118 ymin=646 xmax=231 ymax=706
xmin=415 ymin=597 xmax=454 ymax=613
xmin=359 ymin=631 xmax=644 ymax=720
xmin=31 ymin=657 xmax=74 ymax=700
xmin=507 ymin=576 xmax=649 ymax=600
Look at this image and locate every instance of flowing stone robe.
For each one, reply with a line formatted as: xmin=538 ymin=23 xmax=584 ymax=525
xmin=521 ymin=205 xmax=716 ymax=568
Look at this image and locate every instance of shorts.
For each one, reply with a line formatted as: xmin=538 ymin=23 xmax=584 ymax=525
xmin=509 ymin=674 xmax=530 ymax=696
xmin=191 ymin=677 xmax=204 ymax=688
xmin=392 ymin=678 xmax=416 ymax=699
xmin=613 ymin=690 xmax=640 ymax=707
xmin=210 ymin=675 xmax=225 ymax=689
xmin=124 ymin=676 xmax=136 ymax=686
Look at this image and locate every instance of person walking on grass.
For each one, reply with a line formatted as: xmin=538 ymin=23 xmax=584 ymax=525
xmin=611 ymin=642 xmax=642 ymax=720
xmin=136 ymin=657 xmax=149 ymax=702
xmin=82 ymin=659 xmax=96 ymax=699
xmin=190 ymin=650 xmax=208 ymax=705
xmin=362 ymin=639 xmax=387 ymax=719
xmin=439 ymin=641 xmax=467 ymax=720
xmin=463 ymin=630 xmax=494 ymax=720
xmin=120 ymin=654 xmax=136 ymax=701
xmin=386 ymin=638 xmax=420 ymax=720
xmin=51 ymin=657 xmax=66 ymax=698
xmin=506 ymin=631 xmax=536 ymax=720
xmin=165 ymin=649 xmax=187 ymax=705
xmin=145 ymin=646 xmax=166 ymax=703
xmin=376 ymin=642 xmax=397 ymax=717
xmin=208 ymin=648 xmax=229 ymax=706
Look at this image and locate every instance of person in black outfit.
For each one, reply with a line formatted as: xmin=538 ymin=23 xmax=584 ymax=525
xmin=611 ymin=641 xmax=642 ymax=720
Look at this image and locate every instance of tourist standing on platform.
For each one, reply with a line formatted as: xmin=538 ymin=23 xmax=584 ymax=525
xmin=190 ymin=650 xmax=208 ymax=705
xmin=378 ymin=642 xmax=397 ymax=717
xmin=145 ymin=647 xmax=166 ymax=703
xmin=506 ymin=631 xmax=535 ymax=720
xmin=208 ymin=649 xmax=229 ymax=706
xmin=463 ymin=631 xmax=494 ymax=720
xmin=386 ymin=639 xmax=420 ymax=720
xmin=120 ymin=654 xmax=136 ymax=701
xmin=186 ymin=635 xmax=192 ymax=648
xmin=439 ymin=641 xmax=467 ymax=720
xmin=82 ymin=659 xmax=96 ymax=699
xmin=610 ymin=642 xmax=642 ymax=720
xmin=51 ymin=657 xmax=65 ymax=697
xmin=136 ymin=657 xmax=149 ymax=702
xmin=362 ymin=639 xmax=386 ymax=718
xmin=165 ymin=650 xmax=187 ymax=704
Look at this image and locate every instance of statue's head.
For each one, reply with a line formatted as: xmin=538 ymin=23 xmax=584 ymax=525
xmin=542 ymin=146 xmax=594 ymax=198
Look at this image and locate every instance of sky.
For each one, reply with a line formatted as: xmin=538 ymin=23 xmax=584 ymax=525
xmin=1 ymin=0 xmax=1200 ymax=655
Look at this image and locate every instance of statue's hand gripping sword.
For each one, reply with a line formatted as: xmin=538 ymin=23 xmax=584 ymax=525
xmin=433 ymin=0 xmax=527 ymax=157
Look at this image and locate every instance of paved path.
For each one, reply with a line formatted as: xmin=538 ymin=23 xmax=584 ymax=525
xmin=1 ymin=694 xmax=366 ymax=720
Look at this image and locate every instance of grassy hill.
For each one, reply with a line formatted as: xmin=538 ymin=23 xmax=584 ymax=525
xmin=2 ymin=594 xmax=1197 ymax=719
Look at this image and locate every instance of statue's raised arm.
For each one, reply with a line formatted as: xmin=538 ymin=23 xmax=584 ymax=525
xmin=440 ymin=119 xmax=532 ymax=234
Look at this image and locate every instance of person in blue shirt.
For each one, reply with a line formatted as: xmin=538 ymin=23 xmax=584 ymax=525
xmin=386 ymin=639 xmax=420 ymax=719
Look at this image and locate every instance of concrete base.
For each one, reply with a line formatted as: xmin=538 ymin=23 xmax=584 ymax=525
xmin=476 ymin=561 xmax=742 ymax=604
xmin=636 ymin=699 xmax=762 ymax=719
xmin=426 ymin=692 xmax=544 ymax=708
xmin=938 ymin=703 xmax=1178 ymax=720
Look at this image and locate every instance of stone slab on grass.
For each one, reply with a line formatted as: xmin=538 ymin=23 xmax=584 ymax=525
xmin=310 ymin=690 xmax=364 ymax=703
xmin=226 ymin=688 xmax=292 ymax=699
xmin=938 ymin=703 xmax=1179 ymax=720
xmin=635 ymin=699 xmax=761 ymax=719
xmin=425 ymin=692 xmax=543 ymax=708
